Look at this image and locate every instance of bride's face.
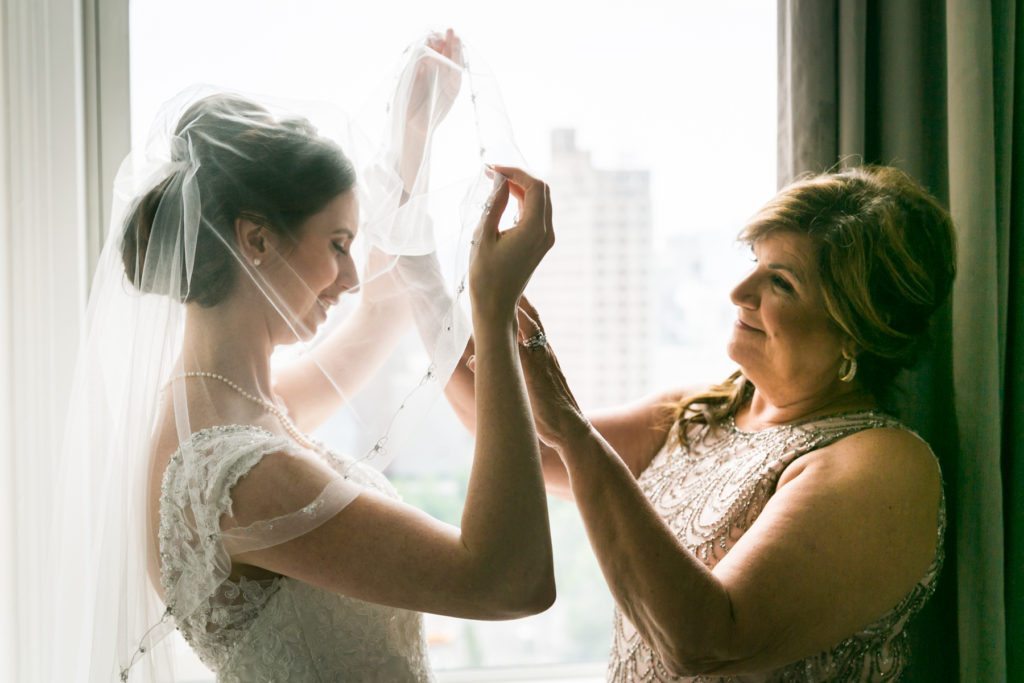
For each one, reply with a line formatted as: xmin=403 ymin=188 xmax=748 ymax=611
xmin=270 ymin=191 xmax=360 ymax=342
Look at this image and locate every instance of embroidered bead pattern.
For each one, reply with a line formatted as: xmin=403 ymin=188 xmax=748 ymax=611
xmin=606 ymin=411 xmax=946 ymax=682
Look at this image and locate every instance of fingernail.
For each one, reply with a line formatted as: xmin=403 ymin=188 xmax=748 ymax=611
xmin=466 ymin=355 xmax=476 ymax=372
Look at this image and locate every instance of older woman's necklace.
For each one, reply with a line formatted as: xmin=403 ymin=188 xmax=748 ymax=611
xmin=169 ymin=371 xmax=323 ymax=453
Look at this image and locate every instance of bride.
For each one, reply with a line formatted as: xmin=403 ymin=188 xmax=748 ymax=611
xmin=50 ymin=32 xmax=556 ymax=681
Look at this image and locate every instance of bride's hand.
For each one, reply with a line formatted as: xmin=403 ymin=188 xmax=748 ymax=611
xmin=469 ymin=167 xmax=554 ymax=320
xmin=514 ymin=297 xmax=590 ymax=451
xmin=426 ymin=29 xmax=464 ymax=122
xmin=391 ymin=30 xmax=463 ymax=196
xmin=407 ymin=29 xmax=464 ymax=133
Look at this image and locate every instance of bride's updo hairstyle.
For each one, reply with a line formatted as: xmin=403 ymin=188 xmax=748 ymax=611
xmin=121 ymin=93 xmax=356 ymax=307
xmin=672 ymin=165 xmax=958 ymax=445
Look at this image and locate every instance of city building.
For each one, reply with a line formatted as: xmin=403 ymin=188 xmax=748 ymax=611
xmin=529 ymin=129 xmax=656 ymax=409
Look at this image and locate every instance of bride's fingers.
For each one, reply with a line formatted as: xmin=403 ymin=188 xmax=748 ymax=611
xmin=545 ymin=183 xmax=553 ymax=224
xmin=444 ymin=28 xmax=456 ymax=60
xmin=438 ymin=31 xmax=450 ymax=60
xmin=485 ymin=177 xmax=510 ymax=239
xmin=486 ymin=165 xmax=541 ymax=195
xmin=487 ymin=165 xmax=549 ymax=229
xmin=504 ymin=176 xmax=526 ymax=199
xmin=427 ymin=28 xmax=463 ymax=69
xmin=488 ymin=171 xmax=526 ymax=205
xmin=472 ymin=175 xmax=509 ymax=248
xmin=485 ymin=167 xmax=525 ymax=215
xmin=451 ymin=33 xmax=464 ymax=68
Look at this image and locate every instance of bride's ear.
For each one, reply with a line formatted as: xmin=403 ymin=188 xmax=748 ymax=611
xmin=235 ymin=213 xmax=269 ymax=266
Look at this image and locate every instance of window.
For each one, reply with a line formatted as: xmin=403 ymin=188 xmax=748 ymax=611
xmin=129 ymin=1 xmax=775 ymax=680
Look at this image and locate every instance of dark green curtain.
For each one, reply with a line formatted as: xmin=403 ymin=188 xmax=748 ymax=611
xmin=777 ymin=1 xmax=1022 ymax=680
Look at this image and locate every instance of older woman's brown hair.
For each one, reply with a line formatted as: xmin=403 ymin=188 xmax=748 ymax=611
xmin=672 ymin=165 xmax=958 ymax=445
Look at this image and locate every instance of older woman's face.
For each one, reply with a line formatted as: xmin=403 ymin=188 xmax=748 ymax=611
xmin=727 ymin=231 xmax=847 ymax=397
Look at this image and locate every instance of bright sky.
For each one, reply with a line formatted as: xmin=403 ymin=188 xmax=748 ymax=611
xmin=130 ymin=0 xmax=776 ymax=242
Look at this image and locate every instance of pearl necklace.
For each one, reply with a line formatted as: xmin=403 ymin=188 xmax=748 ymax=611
xmin=170 ymin=371 xmax=324 ymax=453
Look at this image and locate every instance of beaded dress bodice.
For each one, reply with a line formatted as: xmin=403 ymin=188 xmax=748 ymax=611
xmin=158 ymin=425 xmax=434 ymax=682
xmin=607 ymin=411 xmax=944 ymax=682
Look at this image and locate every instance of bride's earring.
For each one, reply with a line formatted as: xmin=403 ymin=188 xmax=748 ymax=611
xmin=253 ymin=258 xmax=262 ymax=267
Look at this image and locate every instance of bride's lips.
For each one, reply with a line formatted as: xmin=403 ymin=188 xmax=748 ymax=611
xmin=735 ymin=318 xmax=762 ymax=333
xmin=316 ymin=296 xmax=339 ymax=312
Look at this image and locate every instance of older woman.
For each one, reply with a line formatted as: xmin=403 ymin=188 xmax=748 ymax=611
xmin=506 ymin=165 xmax=956 ymax=680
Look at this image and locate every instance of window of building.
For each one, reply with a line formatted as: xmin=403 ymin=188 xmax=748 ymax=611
xmin=129 ymin=2 xmax=776 ymax=680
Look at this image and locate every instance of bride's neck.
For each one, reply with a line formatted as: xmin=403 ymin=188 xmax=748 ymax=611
xmin=182 ymin=301 xmax=275 ymax=398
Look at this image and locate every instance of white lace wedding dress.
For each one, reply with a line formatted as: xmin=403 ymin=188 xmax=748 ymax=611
xmin=158 ymin=425 xmax=435 ymax=682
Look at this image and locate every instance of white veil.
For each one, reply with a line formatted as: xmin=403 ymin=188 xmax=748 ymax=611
xmin=43 ymin=34 xmax=524 ymax=682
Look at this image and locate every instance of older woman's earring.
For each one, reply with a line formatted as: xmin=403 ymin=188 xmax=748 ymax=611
xmin=839 ymin=352 xmax=858 ymax=383
xmin=253 ymin=258 xmax=262 ymax=267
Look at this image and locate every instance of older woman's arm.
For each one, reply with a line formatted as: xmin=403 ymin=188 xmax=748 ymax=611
xmin=444 ymin=311 xmax=689 ymax=500
xmin=446 ymin=361 xmax=687 ymax=499
xmin=514 ymin=301 xmax=941 ymax=674
xmin=534 ymin=389 xmax=687 ymax=498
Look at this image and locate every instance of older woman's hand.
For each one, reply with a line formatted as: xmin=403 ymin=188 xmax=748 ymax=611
xmin=514 ymin=297 xmax=592 ymax=451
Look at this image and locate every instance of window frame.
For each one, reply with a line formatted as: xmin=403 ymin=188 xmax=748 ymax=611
xmin=83 ymin=0 xmax=132 ymax=283
xmin=0 ymin=0 xmax=129 ymax=679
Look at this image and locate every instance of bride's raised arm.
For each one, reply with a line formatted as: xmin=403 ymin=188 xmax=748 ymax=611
xmin=228 ymin=167 xmax=557 ymax=620
xmin=275 ymin=31 xmax=464 ymax=431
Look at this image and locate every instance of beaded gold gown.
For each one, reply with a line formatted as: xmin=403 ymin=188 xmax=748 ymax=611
xmin=606 ymin=411 xmax=944 ymax=682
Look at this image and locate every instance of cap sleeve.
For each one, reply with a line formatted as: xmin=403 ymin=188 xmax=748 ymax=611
xmin=206 ymin=427 xmax=362 ymax=555
xmin=161 ymin=425 xmax=362 ymax=584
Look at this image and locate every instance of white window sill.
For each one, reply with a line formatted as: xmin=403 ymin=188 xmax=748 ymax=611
xmin=181 ymin=663 xmax=605 ymax=683
xmin=436 ymin=663 xmax=606 ymax=683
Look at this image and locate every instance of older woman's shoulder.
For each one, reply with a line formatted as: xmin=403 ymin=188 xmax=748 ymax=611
xmin=825 ymin=423 xmax=936 ymax=463
xmin=795 ymin=424 xmax=941 ymax=502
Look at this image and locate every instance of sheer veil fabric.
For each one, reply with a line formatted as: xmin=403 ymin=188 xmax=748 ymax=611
xmin=43 ymin=35 xmax=524 ymax=682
